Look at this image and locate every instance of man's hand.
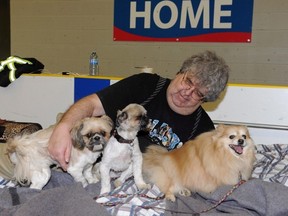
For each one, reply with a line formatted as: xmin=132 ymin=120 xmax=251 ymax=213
xmin=48 ymin=123 xmax=72 ymax=171
xmin=47 ymin=94 xmax=104 ymax=170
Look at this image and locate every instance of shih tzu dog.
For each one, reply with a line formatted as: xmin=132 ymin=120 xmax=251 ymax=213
xmin=7 ymin=115 xmax=113 ymax=189
xmin=99 ymin=103 xmax=151 ymax=194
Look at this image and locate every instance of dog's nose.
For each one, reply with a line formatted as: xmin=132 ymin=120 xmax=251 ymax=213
xmin=238 ymin=139 xmax=244 ymax=145
xmin=93 ymin=135 xmax=101 ymax=141
xmin=140 ymin=115 xmax=149 ymax=128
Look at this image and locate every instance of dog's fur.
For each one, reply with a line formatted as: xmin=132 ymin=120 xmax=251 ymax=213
xmin=142 ymin=124 xmax=256 ymax=202
xmin=99 ymin=103 xmax=150 ymax=194
xmin=7 ymin=115 xmax=113 ymax=189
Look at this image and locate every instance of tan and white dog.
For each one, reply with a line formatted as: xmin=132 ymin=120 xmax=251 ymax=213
xmin=7 ymin=115 xmax=113 ymax=189
xmin=99 ymin=104 xmax=150 ymax=194
xmin=143 ymin=124 xmax=256 ymax=201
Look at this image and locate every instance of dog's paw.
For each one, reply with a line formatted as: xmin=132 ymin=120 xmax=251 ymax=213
xmin=87 ymin=177 xmax=99 ymax=184
xmin=100 ymin=187 xmax=110 ymax=195
xmin=80 ymin=180 xmax=89 ymax=188
xmin=179 ymin=188 xmax=191 ymax=197
xmin=137 ymin=183 xmax=151 ymax=190
xmin=165 ymin=193 xmax=176 ymax=202
xmin=30 ymin=183 xmax=45 ymax=190
xmin=114 ymin=179 xmax=123 ymax=188
xmin=91 ymin=163 xmax=101 ymax=180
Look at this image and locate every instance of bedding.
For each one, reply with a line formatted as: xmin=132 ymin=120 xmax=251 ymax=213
xmin=252 ymin=144 xmax=288 ymax=186
xmin=0 ymin=144 xmax=288 ymax=216
xmin=0 ymin=119 xmax=42 ymax=143
xmin=0 ymin=119 xmax=43 ymax=180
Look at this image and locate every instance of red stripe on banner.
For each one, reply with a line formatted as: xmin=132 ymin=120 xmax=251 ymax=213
xmin=113 ymin=27 xmax=252 ymax=43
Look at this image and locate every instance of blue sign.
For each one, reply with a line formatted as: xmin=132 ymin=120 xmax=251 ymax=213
xmin=114 ymin=0 xmax=254 ymax=42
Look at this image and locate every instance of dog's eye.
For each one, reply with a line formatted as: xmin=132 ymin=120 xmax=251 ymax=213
xmin=120 ymin=111 xmax=128 ymax=119
xmin=229 ymin=135 xmax=235 ymax=139
xmin=135 ymin=115 xmax=142 ymax=121
xmin=242 ymin=135 xmax=247 ymax=139
xmin=86 ymin=133 xmax=94 ymax=138
xmin=100 ymin=130 xmax=106 ymax=137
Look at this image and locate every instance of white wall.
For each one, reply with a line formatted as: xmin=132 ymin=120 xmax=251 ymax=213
xmin=203 ymin=84 xmax=288 ymax=144
xmin=0 ymin=75 xmax=74 ymax=128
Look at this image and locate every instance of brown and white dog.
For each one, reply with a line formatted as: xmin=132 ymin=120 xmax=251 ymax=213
xmin=7 ymin=115 xmax=113 ymax=189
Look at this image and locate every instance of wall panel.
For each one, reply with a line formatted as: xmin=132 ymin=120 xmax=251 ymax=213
xmin=10 ymin=0 xmax=288 ymax=85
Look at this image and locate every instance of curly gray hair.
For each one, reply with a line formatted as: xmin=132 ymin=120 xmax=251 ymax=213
xmin=178 ymin=50 xmax=230 ymax=102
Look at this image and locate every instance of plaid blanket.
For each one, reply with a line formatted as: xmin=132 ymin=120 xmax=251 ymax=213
xmin=96 ymin=179 xmax=165 ymax=216
xmin=0 ymin=177 xmax=15 ymax=189
xmin=252 ymin=144 xmax=288 ymax=186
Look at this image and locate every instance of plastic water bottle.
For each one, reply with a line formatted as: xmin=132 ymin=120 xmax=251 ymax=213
xmin=89 ymin=51 xmax=99 ymax=76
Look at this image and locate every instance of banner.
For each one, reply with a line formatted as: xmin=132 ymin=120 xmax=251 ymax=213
xmin=114 ymin=0 xmax=254 ymax=42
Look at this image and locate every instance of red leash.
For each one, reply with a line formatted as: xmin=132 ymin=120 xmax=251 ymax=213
xmin=95 ymin=175 xmax=246 ymax=215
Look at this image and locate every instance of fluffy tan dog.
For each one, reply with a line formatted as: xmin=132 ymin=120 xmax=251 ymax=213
xmin=7 ymin=115 xmax=113 ymax=189
xmin=142 ymin=124 xmax=256 ymax=202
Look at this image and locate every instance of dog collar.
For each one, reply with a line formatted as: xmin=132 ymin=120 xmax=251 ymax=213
xmin=113 ymin=129 xmax=134 ymax=145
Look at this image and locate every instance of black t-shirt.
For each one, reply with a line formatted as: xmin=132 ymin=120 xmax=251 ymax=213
xmin=97 ymin=73 xmax=215 ymax=151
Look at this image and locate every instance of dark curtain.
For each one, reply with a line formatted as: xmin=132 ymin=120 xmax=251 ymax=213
xmin=0 ymin=0 xmax=10 ymax=60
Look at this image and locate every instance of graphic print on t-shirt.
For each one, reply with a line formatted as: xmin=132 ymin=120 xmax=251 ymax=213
xmin=148 ymin=119 xmax=183 ymax=150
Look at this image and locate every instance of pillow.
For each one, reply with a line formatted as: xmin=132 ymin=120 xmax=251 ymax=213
xmin=0 ymin=119 xmax=42 ymax=143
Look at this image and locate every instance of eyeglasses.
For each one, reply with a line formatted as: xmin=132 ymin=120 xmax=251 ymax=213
xmin=181 ymin=73 xmax=205 ymax=101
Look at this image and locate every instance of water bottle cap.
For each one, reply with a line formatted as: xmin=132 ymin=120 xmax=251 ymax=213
xmin=135 ymin=66 xmax=153 ymax=73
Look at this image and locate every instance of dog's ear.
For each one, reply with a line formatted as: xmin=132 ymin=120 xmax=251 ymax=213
xmin=101 ymin=115 xmax=114 ymax=128
xmin=116 ymin=111 xmax=128 ymax=127
xmin=56 ymin=113 xmax=64 ymax=123
xmin=216 ymin=124 xmax=225 ymax=132
xmin=213 ymin=124 xmax=226 ymax=140
xmin=71 ymin=123 xmax=86 ymax=150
